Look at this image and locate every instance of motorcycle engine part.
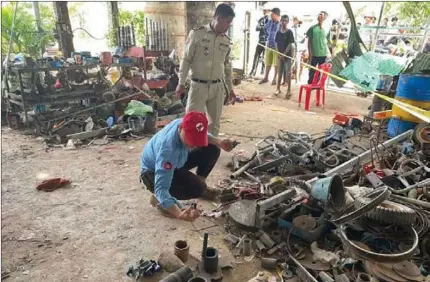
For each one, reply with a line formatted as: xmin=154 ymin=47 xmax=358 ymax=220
xmin=159 ymin=266 xmax=193 ymax=282
xmin=354 ymin=199 xmax=417 ymax=226
xmin=331 ymin=186 xmax=391 ymax=225
xmin=340 ymin=225 xmax=419 ymax=263
xmin=255 ymin=240 xmax=266 ymax=252
xmin=243 ymin=238 xmax=252 ymax=256
xmin=261 ymin=257 xmax=277 ymax=269
xmin=292 ymin=215 xmax=317 ymax=231
xmin=393 ymin=261 xmax=423 ymax=282
xmin=421 ymin=260 xmax=430 ymax=276
xmin=355 ymin=273 xmax=371 ymax=282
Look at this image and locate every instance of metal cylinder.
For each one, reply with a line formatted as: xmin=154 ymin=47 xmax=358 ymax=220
xmin=202 ymin=232 xmax=208 ymax=260
xmin=271 ymin=230 xmax=282 ymax=244
xmin=174 ymin=240 xmax=190 ymax=263
xmin=242 ymin=238 xmax=252 ymax=256
xmin=159 ymin=266 xmax=193 ymax=282
xmin=356 ymin=273 xmax=371 ymax=282
xmin=203 ymin=247 xmax=219 ymax=274
xmin=261 ymin=257 xmax=277 ymax=269
xmin=188 ymin=277 xmax=208 ymax=282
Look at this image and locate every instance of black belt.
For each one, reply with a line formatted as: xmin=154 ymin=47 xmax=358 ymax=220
xmin=192 ymin=78 xmax=221 ymax=84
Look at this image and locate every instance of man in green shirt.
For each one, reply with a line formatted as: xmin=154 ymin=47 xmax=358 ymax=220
xmin=306 ymin=11 xmax=330 ymax=84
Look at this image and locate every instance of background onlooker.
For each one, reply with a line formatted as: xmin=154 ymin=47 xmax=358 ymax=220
xmin=306 ymin=11 xmax=330 ymax=84
xmin=259 ymin=7 xmax=281 ymax=85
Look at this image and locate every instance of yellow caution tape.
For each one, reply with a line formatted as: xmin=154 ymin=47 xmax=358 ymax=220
xmin=255 ymin=42 xmax=430 ymax=123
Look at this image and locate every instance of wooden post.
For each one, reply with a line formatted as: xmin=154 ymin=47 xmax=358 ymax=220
xmin=53 ymin=2 xmax=75 ymax=58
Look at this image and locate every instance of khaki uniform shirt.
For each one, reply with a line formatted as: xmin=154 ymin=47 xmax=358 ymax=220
xmin=178 ymin=24 xmax=233 ymax=93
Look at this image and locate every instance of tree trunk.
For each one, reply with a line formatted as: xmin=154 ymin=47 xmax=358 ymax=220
xmin=107 ymin=2 xmax=119 ymax=46
xmin=32 ymin=2 xmax=45 ymax=56
xmin=53 ymin=2 xmax=75 ymax=58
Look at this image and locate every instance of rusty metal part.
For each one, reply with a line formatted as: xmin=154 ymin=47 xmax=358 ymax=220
xmin=340 ymin=225 xmax=419 ymax=263
xmin=257 ymin=231 xmax=276 ymax=249
xmin=243 ymin=238 xmax=252 ymax=256
xmin=334 ymin=274 xmax=349 ymax=282
xmin=289 ymin=254 xmax=319 ymax=282
xmin=281 ymin=270 xmax=293 ymax=279
xmin=355 ymin=273 xmax=371 ymax=282
xmin=255 ymin=240 xmax=266 ymax=253
xmin=332 ymin=186 xmax=391 ymax=225
xmin=261 ymin=257 xmax=277 ymax=269
xmin=295 ymin=249 xmax=331 ymax=271
xmin=292 ymin=215 xmax=317 ymax=231
xmin=319 ymin=271 xmax=334 ymax=282
xmin=271 ymin=230 xmax=282 ymax=244
xmin=267 ymin=242 xmax=286 ymax=256
xmin=393 ymin=261 xmax=424 ymax=282
xmin=354 ymin=199 xmax=417 ymax=225
xmin=390 ymin=194 xmax=430 ymax=209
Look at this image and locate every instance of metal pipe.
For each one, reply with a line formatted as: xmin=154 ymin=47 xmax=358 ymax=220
xmin=390 ymin=194 xmax=430 ymax=209
xmin=371 ymin=2 xmax=385 ymax=51
xmin=389 ymin=178 xmax=430 ymax=194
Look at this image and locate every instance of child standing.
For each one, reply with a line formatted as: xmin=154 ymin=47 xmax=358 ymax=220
xmin=271 ymin=15 xmax=295 ymax=99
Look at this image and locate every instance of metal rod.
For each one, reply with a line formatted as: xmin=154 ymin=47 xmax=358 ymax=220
xmin=390 ymin=194 xmax=430 ymax=209
xmin=46 ymin=89 xmax=151 ymax=123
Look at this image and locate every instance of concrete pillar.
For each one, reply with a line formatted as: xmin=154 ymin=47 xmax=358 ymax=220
xmin=144 ymin=2 xmax=187 ymax=60
xmin=186 ymin=2 xmax=216 ymax=34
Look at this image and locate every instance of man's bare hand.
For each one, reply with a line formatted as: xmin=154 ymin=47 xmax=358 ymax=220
xmin=177 ymin=206 xmax=200 ymax=221
xmin=229 ymin=90 xmax=236 ymax=105
xmin=219 ymin=139 xmax=235 ymax=152
xmin=175 ymin=85 xmax=186 ymax=98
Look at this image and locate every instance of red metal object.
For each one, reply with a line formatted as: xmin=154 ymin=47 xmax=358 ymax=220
xmin=146 ymin=80 xmax=169 ymax=90
xmin=333 ymin=114 xmax=351 ymax=126
xmin=298 ymin=63 xmax=332 ymax=111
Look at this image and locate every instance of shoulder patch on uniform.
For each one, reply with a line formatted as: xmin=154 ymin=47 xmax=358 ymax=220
xmin=163 ymin=162 xmax=173 ymax=170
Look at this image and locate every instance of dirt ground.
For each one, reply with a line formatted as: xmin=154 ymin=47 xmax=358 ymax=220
xmin=1 ymin=80 xmax=370 ymax=281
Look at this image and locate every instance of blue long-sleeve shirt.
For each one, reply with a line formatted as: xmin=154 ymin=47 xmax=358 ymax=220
xmin=140 ymin=119 xmax=189 ymax=209
xmin=264 ymin=19 xmax=280 ymax=48
xmin=140 ymin=118 xmax=213 ymax=210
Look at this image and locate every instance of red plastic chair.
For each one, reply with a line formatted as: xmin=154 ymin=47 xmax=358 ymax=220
xmin=298 ymin=63 xmax=332 ymax=111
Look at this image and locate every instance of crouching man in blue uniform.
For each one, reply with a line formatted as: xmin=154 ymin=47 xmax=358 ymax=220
xmin=140 ymin=111 xmax=234 ymax=221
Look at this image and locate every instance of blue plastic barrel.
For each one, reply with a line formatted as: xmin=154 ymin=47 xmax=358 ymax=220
xmin=387 ymin=117 xmax=417 ymax=137
xmin=388 ymin=74 xmax=430 ymax=137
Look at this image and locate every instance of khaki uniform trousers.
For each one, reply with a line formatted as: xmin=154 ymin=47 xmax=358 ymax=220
xmin=186 ymin=81 xmax=224 ymax=137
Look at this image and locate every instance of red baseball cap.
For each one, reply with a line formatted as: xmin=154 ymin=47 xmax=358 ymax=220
xmin=181 ymin=111 xmax=209 ymax=147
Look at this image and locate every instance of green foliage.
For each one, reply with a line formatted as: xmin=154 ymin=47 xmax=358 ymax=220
xmin=1 ymin=2 xmax=86 ymax=57
xmin=384 ymin=2 xmax=430 ymax=28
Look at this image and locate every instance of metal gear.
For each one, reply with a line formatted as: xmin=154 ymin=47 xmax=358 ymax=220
xmin=354 ymin=199 xmax=417 ymax=226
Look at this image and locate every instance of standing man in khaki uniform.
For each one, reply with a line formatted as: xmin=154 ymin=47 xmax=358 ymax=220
xmin=175 ymin=3 xmax=236 ymax=137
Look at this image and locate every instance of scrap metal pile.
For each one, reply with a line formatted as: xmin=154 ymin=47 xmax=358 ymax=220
xmin=212 ymin=121 xmax=430 ymax=281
